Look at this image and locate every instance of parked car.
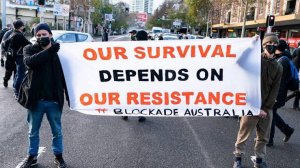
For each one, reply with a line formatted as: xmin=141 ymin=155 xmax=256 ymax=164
xmin=30 ymin=30 xmax=94 ymax=44
xmin=162 ymin=34 xmax=179 ymax=40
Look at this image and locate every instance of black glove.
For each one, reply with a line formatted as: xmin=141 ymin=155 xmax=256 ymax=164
xmin=49 ymin=43 xmax=60 ymax=53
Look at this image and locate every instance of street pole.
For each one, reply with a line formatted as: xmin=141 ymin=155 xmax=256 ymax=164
xmin=241 ymin=0 xmax=248 ymax=38
xmin=88 ymin=7 xmax=91 ymax=34
xmin=267 ymin=0 xmax=274 ymax=33
xmin=2 ymin=0 xmax=6 ymax=29
xmin=206 ymin=12 xmax=209 ymax=37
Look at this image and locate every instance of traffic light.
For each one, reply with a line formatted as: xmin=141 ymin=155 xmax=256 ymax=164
xmin=38 ymin=0 xmax=45 ymax=5
xmin=266 ymin=15 xmax=275 ymax=26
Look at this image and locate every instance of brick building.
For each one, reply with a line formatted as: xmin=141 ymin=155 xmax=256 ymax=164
xmin=212 ymin=0 xmax=300 ymax=48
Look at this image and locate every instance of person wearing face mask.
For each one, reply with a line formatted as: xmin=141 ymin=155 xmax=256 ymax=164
xmin=17 ymin=23 xmax=69 ymax=168
xmin=266 ymin=39 xmax=295 ymax=147
xmin=233 ymin=33 xmax=282 ymax=168
xmin=3 ymin=20 xmax=31 ymax=98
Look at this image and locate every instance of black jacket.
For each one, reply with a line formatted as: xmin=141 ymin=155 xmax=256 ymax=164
xmin=275 ymin=55 xmax=290 ymax=108
xmin=18 ymin=42 xmax=69 ymax=110
xmin=3 ymin=30 xmax=30 ymax=57
xmin=292 ymin=47 xmax=300 ymax=70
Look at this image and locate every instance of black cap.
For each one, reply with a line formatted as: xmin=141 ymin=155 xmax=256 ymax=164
xmin=129 ymin=30 xmax=137 ymax=34
xmin=13 ymin=20 xmax=24 ymax=29
xmin=34 ymin=23 xmax=52 ymax=35
xmin=136 ymin=30 xmax=148 ymax=41
xmin=277 ymin=39 xmax=288 ymax=52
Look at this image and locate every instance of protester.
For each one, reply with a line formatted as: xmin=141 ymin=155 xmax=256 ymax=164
xmin=121 ymin=30 xmax=147 ymax=122
xmin=233 ymin=33 xmax=282 ymax=168
xmin=1 ymin=24 xmax=14 ymax=87
xmin=102 ymin=27 xmax=109 ymax=42
xmin=129 ymin=30 xmax=137 ymax=41
xmin=0 ymin=24 xmax=12 ymax=67
xmin=291 ymin=42 xmax=300 ymax=110
xmin=16 ymin=23 xmax=69 ymax=168
xmin=30 ymin=23 xmax=36 ymax=37
xmin=3 ymin=20 xmax=30 ymax=95
xmin=267 ymin=39 xmax=295 ymax=147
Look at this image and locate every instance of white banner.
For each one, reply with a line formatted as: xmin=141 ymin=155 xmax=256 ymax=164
xmin=58 ymin=38 xmax=262 ymax=117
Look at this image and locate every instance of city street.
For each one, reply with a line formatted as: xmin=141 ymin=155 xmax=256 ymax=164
xmin=0 ymin=38 xmax=299 ymax=168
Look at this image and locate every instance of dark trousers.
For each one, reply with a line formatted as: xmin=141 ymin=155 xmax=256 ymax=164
xmin=3 ymin=58 xmax=16 ymax=82
xmin=293 ymin=94 xmax=300 ymax=108
xmin=13 ymin=56 xmax=25 ymax=96
xmin=269 ymin=106 xmax=292 ymax=142
xmin=0 ymin=57 xmax=4 ymax=66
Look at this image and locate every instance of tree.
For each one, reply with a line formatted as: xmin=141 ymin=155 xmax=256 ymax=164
xmin=111 ymin=2 xmax=130 ymax=33
xmin=146 ymin=0 xmax=176 ymax=29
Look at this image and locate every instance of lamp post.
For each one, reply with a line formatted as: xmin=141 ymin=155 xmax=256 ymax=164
xmin=267 ymin=0 xmax=275 ymax=33
xmin=241 ymin=0 xmax=249 ymax=37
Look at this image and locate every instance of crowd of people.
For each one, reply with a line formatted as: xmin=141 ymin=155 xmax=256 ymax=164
xmin=0 ymin=22 xmax=299 ymax=168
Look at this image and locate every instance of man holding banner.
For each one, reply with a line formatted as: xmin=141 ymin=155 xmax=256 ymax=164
xmin=17 ymin=23 xmax=68 ymax=168
xmin=233 ymin=33 xmax=283 ymax=168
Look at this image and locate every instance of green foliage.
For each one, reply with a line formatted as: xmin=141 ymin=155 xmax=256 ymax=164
xmin=91 ymin=0 xmax=103 ymax=25
xmin=30 ymin=17 xmax=40 ymax=25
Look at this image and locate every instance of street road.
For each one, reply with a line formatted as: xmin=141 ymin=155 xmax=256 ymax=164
xmin=0 ymin=36 xmax=299 ymax=168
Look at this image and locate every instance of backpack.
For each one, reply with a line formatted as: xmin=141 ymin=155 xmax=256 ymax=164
xmin=0 ymin=28 xmax=9 ymax=42
xmin=278 ymin=56 xmax=299 ymax=91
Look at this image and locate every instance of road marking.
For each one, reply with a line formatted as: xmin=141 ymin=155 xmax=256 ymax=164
xmin=184 ymin=118 xmax=216 ymax=168
xmin=37 ymin=147 xmax=46 ymax=158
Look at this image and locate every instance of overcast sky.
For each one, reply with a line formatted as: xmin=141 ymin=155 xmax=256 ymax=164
xmin=110 ymin=0 xmax=164 ymax=12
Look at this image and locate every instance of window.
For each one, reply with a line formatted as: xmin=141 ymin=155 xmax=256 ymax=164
xmin=285 ymin=0 xmax=296 ymax=15
xmin=56 ymin=33 xmax=76 ymax=43
xmin=226 ymin=11 xmax=231 ymax=24
xmin=77 ymin=34 xmax=88 ymax=42
xmin=259 ymin=1 xmax=264 ymax=14
xmin=275 ymin=0 xmax=280 ymax=14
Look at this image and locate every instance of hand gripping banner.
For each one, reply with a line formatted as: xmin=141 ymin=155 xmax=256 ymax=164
xmin=58 ymin=38 xmax=261 ymax=117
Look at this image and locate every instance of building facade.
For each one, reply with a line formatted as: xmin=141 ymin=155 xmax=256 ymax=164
xmin=212 ymin=0 xmax=300 ymax=48
xmin=1 ymin=0 xmax=70 ymax=30
xmin=130 ymin=0 xmax=153 ymax=14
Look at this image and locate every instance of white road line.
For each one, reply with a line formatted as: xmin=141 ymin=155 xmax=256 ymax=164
xmin=184 ymin=118 xmax=216 ymax=168
xmin=37 ymin=147 xmax=46 ymax=158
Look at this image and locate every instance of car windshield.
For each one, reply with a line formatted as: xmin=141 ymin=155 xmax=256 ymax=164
xmin=153 ymin=30 xmax=162 ymax=33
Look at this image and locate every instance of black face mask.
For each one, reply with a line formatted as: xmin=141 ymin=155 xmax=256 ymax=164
xmin=37 ymin=37 xmax=51 ymax=47
xmin=265 ymin=45 xmax=277 ymax=54
xmin=274 ymin=53 xmax=282 ymax=58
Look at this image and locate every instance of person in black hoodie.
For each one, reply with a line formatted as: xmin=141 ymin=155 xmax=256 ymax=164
xmin=3 ymin=20 xmax=31 ymax=98
xmin=291 ymin=42 xmax=300 ymax=109
xmin=267 ymin=39 xmax=294 ymax=147
xmin=17 ymin=23 xmax=69 ymax=168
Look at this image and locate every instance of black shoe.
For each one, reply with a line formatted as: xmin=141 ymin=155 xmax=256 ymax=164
xmin=14 ymin=94 xmax=18 ymax=100
xmin=54 ymin=156 xmax=67 ymax=168
xmin=16 ymin=156 xmax=37 ymax=168
xmin=138 ymin=116 xmax=146 ymax=122
xmin=3 ymin=80 xmax=8 ymax=88
xmin=283 ymin=128 xmax=294 ymax=142
xmin=121 ymin=116 xmax=128 ymax=120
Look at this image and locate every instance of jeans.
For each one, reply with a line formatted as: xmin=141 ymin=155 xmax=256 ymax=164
xmin=13 ymin=56 xmax=25 ymax=96
xmin=27 ymin=100 xmax=63 ymax=156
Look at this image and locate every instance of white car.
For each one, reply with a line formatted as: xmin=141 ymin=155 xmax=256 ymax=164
xmin=30 ymin=30 xmax=94 ymax=44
